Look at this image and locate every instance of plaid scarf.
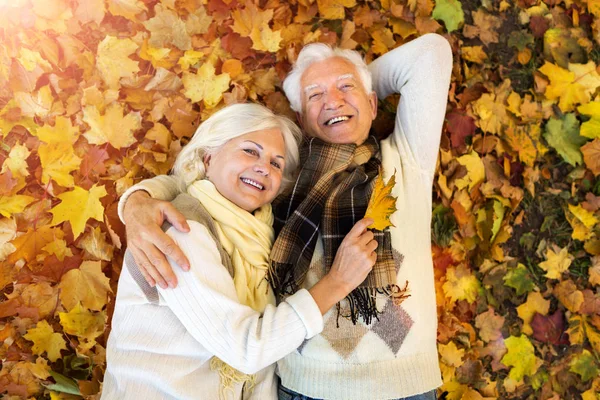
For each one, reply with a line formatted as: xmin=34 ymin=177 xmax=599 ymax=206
xmin=271 ymin=136 xmax=406 ymax=324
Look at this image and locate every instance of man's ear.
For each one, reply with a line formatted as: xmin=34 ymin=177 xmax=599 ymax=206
xmin=369 ymin=92 xmax=378 ymax=120
xmin=296 ymin=112 xmax=304 ymax=129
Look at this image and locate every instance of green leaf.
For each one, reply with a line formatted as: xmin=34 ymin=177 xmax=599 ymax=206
xmin=432 ymin=0 xmax=464 ymax=33
xmin=508 ymin=30 xmax=534 ymax=51
xmin=544 ymin=113 xmax=586 ymax=166
xmin=503 ymin=263 xmax=535 ymax=296
xmin=569 ymin=350 xmax=599 ymax=382
xmin=501 ymin=335 xmax=539 ymax=381
xmin=45 ymin=371 xmax=81 ymax=395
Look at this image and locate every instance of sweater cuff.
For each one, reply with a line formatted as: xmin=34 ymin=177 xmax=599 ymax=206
xmin=285 ymin=289 xmax=324 ymax=339
xmin=117 ymin=185 xmax=154 ymax=224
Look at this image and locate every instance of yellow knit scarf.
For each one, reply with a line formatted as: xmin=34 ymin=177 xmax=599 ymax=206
xmin=187 ymin=180 xmax=276 ymax=398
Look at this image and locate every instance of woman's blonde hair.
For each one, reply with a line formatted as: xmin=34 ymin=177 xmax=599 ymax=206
xmin=172 ymin=103 xmax=302 ymax=193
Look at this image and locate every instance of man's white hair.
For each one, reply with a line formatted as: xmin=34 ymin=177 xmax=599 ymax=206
xmin=283 ymin=43 xmax=373 ymax=113
xmin=172 ymin=103 xmax=302 ymax=193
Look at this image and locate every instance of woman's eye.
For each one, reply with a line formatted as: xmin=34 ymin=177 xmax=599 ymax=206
xmin=271 ymin=161 xmax=282 ymax=169
xmin=243 ymin=148 xmax=258 ymax=156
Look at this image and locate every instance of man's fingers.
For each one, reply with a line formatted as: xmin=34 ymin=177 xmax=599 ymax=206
xmin=129 ymin=246 xmax=162 ymax=288
xmin=163 ymin=204 xmax=190 ymax=233
xmin=155 ymin=232 xmax=190 ymax=272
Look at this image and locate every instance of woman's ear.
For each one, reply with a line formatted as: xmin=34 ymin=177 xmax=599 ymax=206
xmin=203 ymin=153 xmax=211 ymax=168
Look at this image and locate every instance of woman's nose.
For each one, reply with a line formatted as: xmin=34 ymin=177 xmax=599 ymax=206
xmin=254 ymin=160 xmax=269 ymax=176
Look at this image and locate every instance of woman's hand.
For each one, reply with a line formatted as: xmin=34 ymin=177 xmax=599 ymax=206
xmin=308 ymin=218 xmax=377 ymax=314
xmin=124 ymin=191 xmax=190 ymax=289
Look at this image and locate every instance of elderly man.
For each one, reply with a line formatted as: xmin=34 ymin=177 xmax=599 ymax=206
xmin=118 ymin=33 xmax=452 ymax=400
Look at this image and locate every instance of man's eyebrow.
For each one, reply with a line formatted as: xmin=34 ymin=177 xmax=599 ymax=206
xmin=303 ymin=83 xmax=319 ymax=93
xmin=245 ymin=141 xmax=285 ymax=160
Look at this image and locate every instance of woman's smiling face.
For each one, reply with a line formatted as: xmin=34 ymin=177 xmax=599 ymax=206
xmin=203 ymin=128 xmax=286 ymax=212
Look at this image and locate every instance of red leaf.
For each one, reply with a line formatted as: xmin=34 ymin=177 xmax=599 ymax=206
xmin=531 ymin=310 xmax=569 ymax=345
xmin=529 ymin=16 xmax=549 ymax=38
xmin=446 ymin=111 xmax=476 ymax=149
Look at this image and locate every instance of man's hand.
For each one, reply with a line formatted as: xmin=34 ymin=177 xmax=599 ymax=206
xmin=123 ymin=191 xmax=190 ymax=289
xmin=308 ymin=218 xmax=377 ymax=314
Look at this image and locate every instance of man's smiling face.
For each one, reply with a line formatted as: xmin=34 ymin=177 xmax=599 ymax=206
xmin=299 ymin=56 xmax=377 ymax=145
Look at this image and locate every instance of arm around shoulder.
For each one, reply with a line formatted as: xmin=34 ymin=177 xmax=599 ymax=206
xmin=158 ymin=221 xmax=323 ymax=375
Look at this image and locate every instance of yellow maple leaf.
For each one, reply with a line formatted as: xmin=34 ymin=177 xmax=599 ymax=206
xmin=517 ymin=291 xmax=550 ymax=335
xmin=23 ymin=320 xmax=67 ymax=362
xmin=461 ymin=46 xmax=487 ymax=64
xmin=32 ymin=0 xmax=72 ymax=33
xmin=178 ymin=50 xmax=205 ymax=70
xmin=41 ymin=238 xmax=73 ymax=262
xmin=26 ymin=357 xmax=51 ymax=380
xmin=317 ymin=0 xmax=357 ymax=19
xmin=0 ymin=195 xmax=35 ymax=218
xmin=14 ymin=85 xmax=54 ymax=118
xmin=75 ymin=0 xmax=106 ymax=25
xmin=443 ymin=264 xmax=481 ymax=304
xmin=36 ymin=116 xmax=79 ymax=145
xmin=143 ymin=5 xmax=191 ymax=51
xmin=539 ymin=61 xmax=600 ymax=112
xmin=538 ymin=245 xmax=573 ymax=279
xmin=38 ymin=142 xmax=82 ymax=187
xmin=7 ymin=225 xmax=56 ymax=264
xmin=59 ymin=303 xmax=106 ymax=341
xmin=20 ymin=282 xmax=59 ymax=319
xmin=83 ymin=103 xmax=141 ymax=149
xmin=455 ymin=151 xmax=485 ymax=190
xmin=472 ymin=93 xmax=508 ymax=135
xmin=59 ymin=260 xmax=112 ymax=311
xmin=554 ymin=279 xmax=584 ymax=312
xmin=569 ymin=204 xmax=598 ymax=228
xmin=439 ymin=341 xmax=465 ymax=367
xmin=17 ymin=48 xmax=51 ymax=72
xmin=78 ymin=226 xmax=114 ymax=261
xmin=1 ymin=143 xmax=30 ymax=178
xmin=50 ymin=184 xmax=107 ymax=239
xmin=185 ymin=6 xmax=213 ymax=35
xmin=182 ymin=63 xmax=230 ymax=108
xmin=107 ymin=0 xmax=147 ymax=20
xmin=364 ymin=168 xmax=398 ymax=230
xmin=249 ymin=25 xmax=283 ymax=52
xmin=371 ymin=28 xmax=395 ymax=55
xmin=96 ymin=36 xmax=140 ymax=89
xmin=503 ymin=124 xmax=548 ymax=167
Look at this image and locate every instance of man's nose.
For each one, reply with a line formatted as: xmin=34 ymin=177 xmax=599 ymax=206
xmin=324 ymin=90 xmax=344 ymax=109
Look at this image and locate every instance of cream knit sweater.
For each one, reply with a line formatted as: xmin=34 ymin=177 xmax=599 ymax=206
xmin=118 ymin=33 xmax=452 ymax=400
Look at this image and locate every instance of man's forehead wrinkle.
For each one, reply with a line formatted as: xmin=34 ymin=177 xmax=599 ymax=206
xmin=337 ymin=73 xmax=355 ymax=81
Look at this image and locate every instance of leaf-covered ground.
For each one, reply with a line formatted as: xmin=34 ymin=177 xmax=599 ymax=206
xmin=1 ymin=0 xmax=600 ymax=398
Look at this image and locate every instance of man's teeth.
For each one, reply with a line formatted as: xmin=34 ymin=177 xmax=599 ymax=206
xmin=326 ymin=116 xmax=350 ymax=126
xmin=241 ymin=178 xmax=263 ymax=190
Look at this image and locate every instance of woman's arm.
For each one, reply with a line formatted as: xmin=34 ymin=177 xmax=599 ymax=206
xmin=369 ymin=33 xmax=453 ymax=180
xmin=158 ymin=221 xmax=324 ymax=375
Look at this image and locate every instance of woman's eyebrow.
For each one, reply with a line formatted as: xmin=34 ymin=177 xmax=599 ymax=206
xmin=245 ymin=140 xmax=285 ymax=159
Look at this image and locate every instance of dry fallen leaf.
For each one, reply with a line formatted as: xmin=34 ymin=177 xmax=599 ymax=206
xmin=364 ymin=168 xmax=397 ymax=231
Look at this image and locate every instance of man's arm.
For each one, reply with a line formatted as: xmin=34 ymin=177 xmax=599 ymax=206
xmin=368 ymin=33 xmax=453 ymax=182
xmin=119 ymin=175 xmax=189 ymax=289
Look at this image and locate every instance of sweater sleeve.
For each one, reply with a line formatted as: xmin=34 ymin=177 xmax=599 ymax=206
xmin=158 ymin=221 xmax=324 ymax=375
xmin=117 ymin=175 xmax=180 ymax=223
xmin=368 ymin=33 xmax=452 ymax=180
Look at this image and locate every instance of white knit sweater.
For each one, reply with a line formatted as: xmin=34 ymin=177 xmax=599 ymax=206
xmin=102 ymin=221 xmax=324 ymax=400
xmin=117 ymin=33 xmax=452 ymax=400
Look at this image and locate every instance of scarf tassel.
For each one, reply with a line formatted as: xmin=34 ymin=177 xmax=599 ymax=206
xmin=336 ymin=282 xmax=411 ymax=326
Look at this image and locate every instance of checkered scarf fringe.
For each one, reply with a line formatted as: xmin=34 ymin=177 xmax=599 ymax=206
xmin=270 ymin=136 xmax=407 ymax=325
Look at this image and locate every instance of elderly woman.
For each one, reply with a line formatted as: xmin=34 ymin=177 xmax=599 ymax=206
xmin=101 ymin=103 xmax=377 ymax=400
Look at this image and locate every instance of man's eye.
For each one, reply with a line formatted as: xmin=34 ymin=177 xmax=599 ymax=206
xmin=309 ymin=93 xmax=322 ymax=100
xmin=341 ymin=83 xmax=354 ymax=90
xmin=243 ymin=149 xmax=258 ymax=156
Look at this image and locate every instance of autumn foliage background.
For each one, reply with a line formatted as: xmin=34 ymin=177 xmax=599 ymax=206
xmin=3 ymin=0 xmax=600 ymax=398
